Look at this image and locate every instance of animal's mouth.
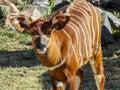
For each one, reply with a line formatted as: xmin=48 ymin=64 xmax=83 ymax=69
xmin=34 ymin=35 xmax=49 ymax=55
xmin=37 ymin=47 xmax=47 ymax=54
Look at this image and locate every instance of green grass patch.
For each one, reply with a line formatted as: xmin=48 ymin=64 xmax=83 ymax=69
xmin=0 ymin=27 xmax=31 ymax=51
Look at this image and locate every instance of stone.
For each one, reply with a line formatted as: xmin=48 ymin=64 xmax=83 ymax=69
xmin=21 ymin=8 xmax=41 ymax=20
xmin=98 ymin=8 xmax=120 ymax=45
xmin=32 ymin=0 xmax=50 ymax=14
xmin=32 ymin=0 xmax=65 ymax=14
xmin=100 ymin=0 xmax=120 ymax=11
xmin=54 ymin=0 xmax=64 ymax=5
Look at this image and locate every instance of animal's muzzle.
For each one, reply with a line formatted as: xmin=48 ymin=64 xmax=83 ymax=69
xmin=37 ymin=43 xmax=46 ymax=50
xmin=35 ymin=35 xmax=49 ymax=54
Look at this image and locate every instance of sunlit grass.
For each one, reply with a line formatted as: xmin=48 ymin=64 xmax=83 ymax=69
xmin=0 ymin=66 xmax=47 ymax=90
xmin=0 ymin=27 xmax=31 ymax=51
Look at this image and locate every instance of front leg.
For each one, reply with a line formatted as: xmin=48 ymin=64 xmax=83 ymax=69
xmin=51 ymin=76 xmax=64 ymax=90
xmin=76 ymin=68 xmax=83 ymax=90
xmin=65 ymin=75 xmax=76 ymax=90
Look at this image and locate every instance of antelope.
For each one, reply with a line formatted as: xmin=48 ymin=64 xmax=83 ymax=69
xmin=10 ymin=0 xmax=105 ymax=90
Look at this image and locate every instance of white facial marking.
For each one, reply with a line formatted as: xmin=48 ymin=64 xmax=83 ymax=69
xmin=35 ymin=35 xmax=47 ymax=54
xmin=37 ymin=49 xmax=46 ymax=54
xmin=35 ymin=35 xmax=40 ymax=38
xmin=52 ymin=17 xmax=58 ymax=25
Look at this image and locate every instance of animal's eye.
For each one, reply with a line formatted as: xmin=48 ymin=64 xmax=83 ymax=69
xmin=30 ymin=31 xmax=36 ymax=35
xmin=46 ymin=31 xmax=51 ymax=36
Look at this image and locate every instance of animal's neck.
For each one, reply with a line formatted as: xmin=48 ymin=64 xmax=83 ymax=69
xmin=32 ymin=31 xmax=63 ymax=67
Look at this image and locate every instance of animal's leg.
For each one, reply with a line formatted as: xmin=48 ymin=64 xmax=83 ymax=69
xmin=89 ymin=51 xmax=105 ymax=90
xmin=50 ymin=77 xmax=64 ymax=90
xmin=76 ymin=68 xmax=83 ymax=90
xmin=65 ymin=75 xmax=76 ymax=90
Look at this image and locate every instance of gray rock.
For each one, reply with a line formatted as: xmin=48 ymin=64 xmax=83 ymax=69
xmin=32 ymin=0 xmax=65 ymax=14
xmin=98 ymin=8 xmax=120 ymax=45
xmin=32 ymin=0 xmax=50 ymax=14
xmin=100 ymin=0 xmax=120 ymax=5
xmin=54 ymin=0 xmax=64 ymax=5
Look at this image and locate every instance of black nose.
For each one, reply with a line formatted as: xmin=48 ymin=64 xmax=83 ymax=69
xmin=37 ymin=44 xmax=46 ymax=50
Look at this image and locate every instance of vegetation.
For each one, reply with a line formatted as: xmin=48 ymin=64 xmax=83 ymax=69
xmin=0 ymin=6 xmax=9 ymax=25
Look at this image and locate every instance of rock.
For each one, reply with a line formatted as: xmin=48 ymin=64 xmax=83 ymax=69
xmin=98 ymin=8 xmax=120 ymax=45
xmin=21 ymin=8 xmax=41 ymax=20
xmin=100 ymin=0 xmax=120 ymax=11
xmin=32 ymin=0 xmax=65 ymax=14
xmin=32 ymin=0 xmax=50 ymax=14
xmin=31 ymin=8 xmax=41 ymax=20
xmin=101 ymin=25 xmax=114 ymax=45
xmin=54 ymin=0 xmax=64 ymax=5
xmin=52 ymin=1 xmax=70 ymax=12
xmin=100 ymin=0 xmax=120 ymax=5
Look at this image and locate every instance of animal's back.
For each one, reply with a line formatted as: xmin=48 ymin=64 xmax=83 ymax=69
xmin=63 ymin=0 xmax=101 ymax=65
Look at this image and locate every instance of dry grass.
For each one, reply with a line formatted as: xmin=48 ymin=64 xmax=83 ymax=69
xmin=0 ymin=27 xmax=120 ymax=90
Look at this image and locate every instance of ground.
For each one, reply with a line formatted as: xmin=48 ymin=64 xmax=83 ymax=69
xmin=0 ymin=27 xmax=120 ymax=90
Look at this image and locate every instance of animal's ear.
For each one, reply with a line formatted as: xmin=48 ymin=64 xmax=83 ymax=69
xmin=10 ymin=15 xmax=32 ymax=33
xmin=51 ymin=13 xmax=70 ymax=30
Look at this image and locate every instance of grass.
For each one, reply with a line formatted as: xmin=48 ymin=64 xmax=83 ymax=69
xmin=0 ymin=66 xmax=44 ymax=90
xmin=0 ymin=27 xmax=49 ymax=90
xmin=0 ymin=27 xmax=120 ymax=90
xmin=0 ymin=27 xmax=31 ymax=51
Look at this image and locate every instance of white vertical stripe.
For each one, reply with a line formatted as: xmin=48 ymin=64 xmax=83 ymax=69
xmin=62 ymin=29 xmax=78 ymax=62
xmin=71 ymin=14 xmax=89 ymax=57
xmin=75 ymin=2 xmax=96 ymax=47
xmin=74 ymin=2 xmax=91 ymax=36
xmin=80 ymin=4 xmax=95 ymax=48
xmin=72 ymin=6 xmax=92 ymax=55
xmin=69 ymin=18 xmax=82 ymax=59
xmin=63 ymin=0 xmax=101 ymax=63
xmin=67 ymin=22 xmax=79 ymax=45
xmin=87 ymin=2 xmax=100 ymax=55
xmin=68 ymin=21 xmax=83 ymax=63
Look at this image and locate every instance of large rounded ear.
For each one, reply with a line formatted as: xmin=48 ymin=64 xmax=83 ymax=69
xmin=52 ymin=13 xmax=70 ymax=30
xmin=10 ymin=14 xmax=32 ymax=33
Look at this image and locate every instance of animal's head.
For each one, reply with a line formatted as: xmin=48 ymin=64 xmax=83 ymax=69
xmin=10 ymin=13 xmax=70 ymax=54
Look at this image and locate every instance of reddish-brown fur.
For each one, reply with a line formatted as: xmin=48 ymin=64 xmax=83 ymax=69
xmin=10 ymin=0 xmax=105 ymax=90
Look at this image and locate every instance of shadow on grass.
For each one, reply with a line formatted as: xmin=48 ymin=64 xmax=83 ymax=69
xmin=0 ymin=49 xmax=41 ymax=67
xmin=104 ymin=57 xmax=120 ymax=90
xmin=38 ymin=72 xmax=53 ymax=90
